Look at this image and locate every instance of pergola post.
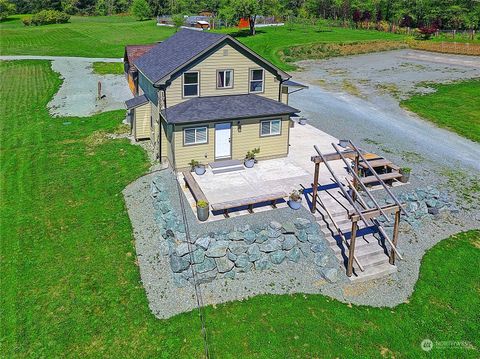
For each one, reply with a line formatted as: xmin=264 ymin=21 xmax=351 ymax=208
xmin=389 ymin=209 xmax=401 ymax=265
xmin=352 ymin=154 xmax=359 ymax=202
xmin=347 ymin=220 xmax=358 ymax=277
xmin=311 ymin=162 xmax=320 ymax=214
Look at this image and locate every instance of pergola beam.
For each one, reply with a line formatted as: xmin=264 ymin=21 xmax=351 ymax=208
xmin=310 ymin=149 xmax=358 ymax=164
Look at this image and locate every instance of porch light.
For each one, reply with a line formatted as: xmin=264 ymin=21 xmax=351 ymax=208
xmin=237 ymin=121 xmax=242 ymax=132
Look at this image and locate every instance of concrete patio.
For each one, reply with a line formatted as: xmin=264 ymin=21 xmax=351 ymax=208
xmin=180 ymin=119 xmax=352 ymax=221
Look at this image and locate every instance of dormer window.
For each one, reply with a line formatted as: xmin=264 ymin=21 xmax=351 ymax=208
xmin=183 ymin=72 xmax=199 ymax=97
xmin=217 ymin=70 xmax=233 ymax=89
xmin=249 ymin=69 xmax=264 ymax=93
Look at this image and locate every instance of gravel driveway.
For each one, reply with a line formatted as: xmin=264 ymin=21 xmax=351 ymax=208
xmin=0 ymin=55 xmax=131 ymax=117
xmin=290 ymin=50 xmax=480 ymax=176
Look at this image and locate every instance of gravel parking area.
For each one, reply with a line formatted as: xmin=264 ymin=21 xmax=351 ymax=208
xmin=291 ymin=50 xmax=480 ymax=174
xmin=0 ymin=55 xmax=131 ymax=117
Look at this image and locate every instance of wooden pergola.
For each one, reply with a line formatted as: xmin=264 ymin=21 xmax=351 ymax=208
xmin=309 ymin=140 xmax=407 ymax=277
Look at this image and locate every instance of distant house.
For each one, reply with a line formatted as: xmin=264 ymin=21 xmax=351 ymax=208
xmin=125 ymin=29 xmax=306 ymax=169
xmin=123 ymin=44 xmax=156 ymax=95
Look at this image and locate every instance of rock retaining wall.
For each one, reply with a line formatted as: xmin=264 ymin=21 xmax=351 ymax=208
xmin=150 ymin=176 xmax=340 ymax=287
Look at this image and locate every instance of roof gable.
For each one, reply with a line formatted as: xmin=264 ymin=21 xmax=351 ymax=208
xmin=135 ymin=29 xmax=290 ymax=86
xmin=135 ymin=29 xmax=226 ymax=84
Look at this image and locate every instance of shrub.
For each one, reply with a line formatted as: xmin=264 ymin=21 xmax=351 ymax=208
xmin=130 ymin=0 xmax=151 ymax=21
xmin=416 ymin=26 xmax=437 ymax=40
xmin=245 ymin=148 xmax=260 ymax=160
xmin=197 ymin=200 xmax=209 ymax=208
xmin=172 ymin=13 xmax=185 ymax=30
xmin=23 ymin=10 xmax=70 ymax=26
xmin=0 ymin=0 xmax=15 ymax=21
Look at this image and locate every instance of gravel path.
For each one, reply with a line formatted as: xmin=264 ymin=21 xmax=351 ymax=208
xmin=0 ymin=55 xmax=131 ymax=117
xmin=290 ymin=50 xmax=480 ymax=174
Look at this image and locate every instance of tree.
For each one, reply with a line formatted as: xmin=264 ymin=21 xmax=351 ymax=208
xmin=172 ymin=13 xmax=185 ymax=30
xmin=232 ymin=0 xmax=260 ymax=35
xmin=0 ymin=0 xmax=15 ymax=20
xmin=130 ymin=0 xmax=152 ymax=20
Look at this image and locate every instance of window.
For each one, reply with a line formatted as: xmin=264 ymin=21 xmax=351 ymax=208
xmin=217 ymin=70 xmax=233 ymax=88
xmin=260 ymin=119 xmax=281 ymax=137
xmin=184 ymin=127 xmax=207 ymax=145
xmin=183 ymin=72 xmax=199 ymax=97
xmin=250 ymin=69 xmax=264 ymax=93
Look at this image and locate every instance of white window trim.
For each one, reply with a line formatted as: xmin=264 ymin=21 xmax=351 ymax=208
xmin=184 ymin=126 xmax=208 ymax=146
xmin=249 ymin=68 xmax=264 ymax=93
xmin=217 ymin=69 xmax=233 ymax=89
xmin=260 ymin=119 xmax=281 ymax=137
xmin=183 ymin=71 xmax=199 ymax=98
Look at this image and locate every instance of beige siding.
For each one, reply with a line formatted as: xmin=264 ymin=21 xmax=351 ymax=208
xmin=134 ymin=103 xmax=151 ymax=140
xmin=281 ymin=86 xmax=289 ymax=104
xmin=160 ymin=116 xmax=172 ymax=163
xmin=166 ymin=44 xmax=280 ymax=107
xmin=150 ymin=101 xmax=159 ymax=147
xmin=171 ymin=116 xmax=290 ymax=169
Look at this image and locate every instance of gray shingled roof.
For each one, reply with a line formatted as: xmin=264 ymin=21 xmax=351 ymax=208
xmin=125 ymin=94 xmax=148 ymax=109
xmin=135 ymin=29 xmax=226 ymax=84
xmin=162 ymin=94 xmax=300 ymax=124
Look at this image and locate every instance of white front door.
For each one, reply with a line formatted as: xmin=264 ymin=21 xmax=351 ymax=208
xmin=215 ymin=123 xmax=231 ymax=159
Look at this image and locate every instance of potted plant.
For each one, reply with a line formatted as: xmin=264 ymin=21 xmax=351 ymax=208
xmin=196 ymin=200 xmax=209 ymax=221
xmin=244 ymin=148 xmax=260 ymax=168
xmin=189 ymin=159 xmax=206 ymax=175
xmin=399 ymin=167 xmax=411 ymax=183
xmin=288 ymin=189 xmax=303 ymax=210
xmin=298 ymin=117 xmax=307 ymax=125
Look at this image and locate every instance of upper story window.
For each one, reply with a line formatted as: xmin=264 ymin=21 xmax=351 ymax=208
xmin=260 ymin=119 xmax=281 ymax=137
xmin=184 ymin=126 xmax=208 ymax=145
xmin=250 ymin=69 xmax=264 ymax=93
xmin=217 ymin=70 xmax=233 ymax=89
xmin=183 ymin=72 xmax=199 ymax=97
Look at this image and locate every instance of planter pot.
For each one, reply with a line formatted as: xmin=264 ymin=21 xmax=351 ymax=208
xmin=244 ymin=159 xmax=255 ymax=168
xmin=338 ymin=139 xmax=349 ymax=148
xmin=197 ymin=205 xmax=209 ymax=221
xmin=288 ymin=199 xmax=302 ymax=210
xmin=299 ymin=117 xmax=307 ymax=125
xmin=400 ymin=171 xmax=410 ymax=183
xmin=194 ymin=165 xmax=206 ymax=175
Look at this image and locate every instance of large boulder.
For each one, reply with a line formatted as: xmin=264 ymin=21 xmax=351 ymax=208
xmin=255 ymin=258 xmax=272 ymax=271
xmin=314 ymin=253 xmax=330 ymax=267
xmin=270 ymin=250 xmax=286 ymax=265
xmin=322 ymin=267 xmax=339 ymax=283
xmin=195 ymin=236 xmax=211 ymax=250
xmin=311 ymin=241 xmax=327 ymax=253
xmin=281 ymin=222 xmax=296 ymax=234
xmin=294 ymin=218 xmax=310 ymax=229
xmin=229 ymin=242 xmax=248 ymax=255
xmin=170 ymin=255 xmax=190 ymax=273
xmin=247 ymin=244 xmax=261 ymax=262
xmin=195 ymin=269 xmax=217 ymax=284
xmin=175 ymin=243 xmax=191 ymax=257
xmin=228 ymin=231 xmax=244 ymax=241
xmin=195 ymin=257 xmax=216 ymax=273
xmin=269 ymin=221 xmax=282 ymax=230
xmin=234 ymin=254 xmax=250 ymax=268
xmin=255 ymin=230 xmax=269 ymax=243
xmin=205 ymin=240 xmax=229 ymax=258
xmin=286 ymin=247 xmax=301 ymax=263
xmin=192 ymin=248 xmax=205 ymax=264
xmin=259 ymin=238 xmax=282 ymax=253
xmin=215 ymin=256 xmax=235 ymax=273
xmin=244 ymin=230 xmax=256 ymax=245
xmin=282 ymin=235 xmax=297 ymax=250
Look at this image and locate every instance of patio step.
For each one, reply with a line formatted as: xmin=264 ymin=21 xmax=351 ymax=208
xmin=209 ymin=160 xmax=245 ymax=174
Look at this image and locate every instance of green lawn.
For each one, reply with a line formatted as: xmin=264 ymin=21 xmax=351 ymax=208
xmin=1 ymin=60 xmax=479 ymax=357
xmin=402 ymin=80 xmax=480 ymax=143
xmin=92 ymin=61 xmax=124 ymax=75
xmin=0 ymin=15 xmax=404 ymax=70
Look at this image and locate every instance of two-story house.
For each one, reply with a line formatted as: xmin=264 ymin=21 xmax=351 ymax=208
xmin=125 ymin=29 xmax=305 ymax=169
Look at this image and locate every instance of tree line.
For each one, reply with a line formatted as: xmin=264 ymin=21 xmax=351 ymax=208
xmin=4 ymin=0 xmax=480 ymax=32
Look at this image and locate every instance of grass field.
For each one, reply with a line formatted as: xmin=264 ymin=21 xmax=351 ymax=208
xmin=0 ymin=15 xmax=404 ymax=70
xmin=92 ymin=61 xmax=124 ymax=75
xmin=402 ymin=80 xmax=480 ymax=143
xmin=1 ymin=60 xmax=479 ymax=357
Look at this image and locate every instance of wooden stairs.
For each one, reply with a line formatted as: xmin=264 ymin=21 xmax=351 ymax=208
xmin=314 ymin=197 xmax=397 ymax=282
